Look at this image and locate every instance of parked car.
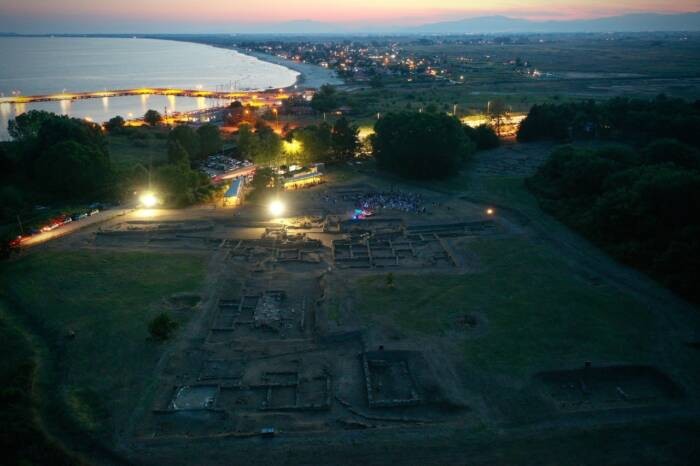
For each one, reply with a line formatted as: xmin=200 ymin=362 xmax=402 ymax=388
xmin=9 ymin=236 xmax=23 ymax=248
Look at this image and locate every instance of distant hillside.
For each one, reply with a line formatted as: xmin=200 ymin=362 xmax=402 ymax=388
xmin=1 ymin=11 xmax=699 ymax=35
xmin=409 ymin=12 xmax=700 ymax=34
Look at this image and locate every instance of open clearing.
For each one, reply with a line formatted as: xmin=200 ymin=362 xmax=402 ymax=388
xmin=2 ymin=147 xmax=700 ymax=465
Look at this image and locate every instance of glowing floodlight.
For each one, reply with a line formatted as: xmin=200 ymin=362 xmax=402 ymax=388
xmin=139 ymin=192 xmax=158 ymax=208
xmin=283 ymin=139 xmax=302 ymax=155
xmin=486 ymin=207 xmax=495 ymax=216
xmin=268 ymin=199 xmax=285 ymax=217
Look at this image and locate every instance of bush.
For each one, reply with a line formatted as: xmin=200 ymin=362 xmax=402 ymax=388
xmin=148 ymin=313 xmax=179 ymax=341
xmin=197 ymin=124 xmax=223 ymax=159
xmin=246 ymin=167 xmax=275 ymax=200
xmin=464 ymin=124 xmax=500 ymax=150
xmin=168 ymin=125 xmax=200 ymax=162
xmin=154 ymin=163 xmax=215 ymax=207
xmin=104 ymin=115 xmax=125 ymax=133
xmin=311 ymin=84 xmax=339 ymax=113
xmin=143 ymin=109 xmax=162 ymax=127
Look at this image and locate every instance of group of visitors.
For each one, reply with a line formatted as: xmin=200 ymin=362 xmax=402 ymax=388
xmin=353 ymin=191 xmax=425 ymax=213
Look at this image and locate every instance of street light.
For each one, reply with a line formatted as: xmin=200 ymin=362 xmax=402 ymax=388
xmin=272 ymin=107 xmax=279 ymax=129
xmin=139 ymin=191 xmax=159 ymax=208
xmin=268 ymin=199 xmax=285 ymax=217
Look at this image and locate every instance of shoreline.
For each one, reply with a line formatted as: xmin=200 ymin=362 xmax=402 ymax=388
xmin=228 ymin=46 xmax=344 ymax=90
xmin=0 ymin=36 xmax=305 ymax=95
xmin=0 ymin=34 xmax=342 ymax=93
xmin=0 ymin=36 xmax=343 ymax=138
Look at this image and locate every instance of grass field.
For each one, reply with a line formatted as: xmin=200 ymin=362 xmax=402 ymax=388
xmin=0 ymin=250 xmax=207 ymax=449
xmin=108 ymin=132 xmax=168 ymax=170
xmin=403 ymin=38 xmax=700 ymax=77
xmin=340 ymin=36 xmax=700 ymax=123
xmin=354 ymin=237 xmax=656 ymax=376
xmin=0 ymin=304 xmax=80 ymax=466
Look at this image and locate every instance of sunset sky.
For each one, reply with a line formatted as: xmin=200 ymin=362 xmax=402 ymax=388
xmin=0 ymin=0 xmax=697 ymax=32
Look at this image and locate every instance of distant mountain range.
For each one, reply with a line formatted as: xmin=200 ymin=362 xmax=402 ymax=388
xmin=408 ymin=12 xmax=700 ymax=34
xmin=224 ymin=12 xmax=700 ymax=34
xmin=1 ymin=11 xmax=699 ymax=35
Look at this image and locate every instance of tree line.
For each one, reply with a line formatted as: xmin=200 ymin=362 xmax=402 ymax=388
xmin=121 ymin=113 xmax=221 ymax=207
xmin=371 ymin=111 xmax=498 ymax=179
xmin=2 ymin=110 xmax=113 ymax=212
xmin=236 ymin=118 xmax=360 ymax=167
xmin=527 ymin=140 xmax=700 ymax=303
xmin=1 ymin=110 xmax=224 ymax=237
xmin=517 ymin=95 xmax=700 ymax=147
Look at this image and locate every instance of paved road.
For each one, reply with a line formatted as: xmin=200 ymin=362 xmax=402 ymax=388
xmin=20 ymin=207 xmax=134 ymax=248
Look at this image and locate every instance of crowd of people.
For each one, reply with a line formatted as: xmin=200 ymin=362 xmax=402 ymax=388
xmin=315 ymin=189 xmax=428 ymax=215
xmin=353 ymin=191 xmax=425 ymax=213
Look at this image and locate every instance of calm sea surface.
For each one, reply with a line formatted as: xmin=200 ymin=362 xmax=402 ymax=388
xmin=0 ymin=37 xmax=299 ymax=139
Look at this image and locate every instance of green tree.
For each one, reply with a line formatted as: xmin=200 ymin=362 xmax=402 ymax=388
xmin=311 ymin=84 xmax=338 ymax=113
xmin=197 ymin=123 xmax=223 ymax=159
xmin=369 ymin=74 xmax=384 ymax=89
xmin=8 ymin=110 xmax=54 ymax=141
xmin=475 ymin=124 xmax=500 ymax=149
xmin=464 ymin=124 xmax=500 ymax=150
xmin=643 ymin=139 xmax=700 ymax=170
xmin=331 ymin=117 xmax=359 ymax=162
xmin=0 ymin=143 xmax=19 ymax=182
xmin=155 ymin=163 xmax=214 ymax=207
xmin=295 ymin=123 xmax=332 ymax=164
xmin=36 ymin=115 xmax=107 ymax=155
xmin=167 ymin=140 xmax=190 ymax=166
xmin=237 ymin=123 xmax=258 ymax=160
xmin=488 ymin=99 xmax=510 ymax=136
xmin=34 ymin=140 xmax=112 ymax=199
xmin=143 ymin=109 xmax=162 ymax=127
xmin=260 ymin=109 xmax=276 ymax=121
xmin=121 ymin=163 xmax=149 ymax=194
xmin=0 ymin=185 xmax=25 ymax=221
xmin=372 ymin=112 xmax=473 ymax=179
xmin=253 ymin=124 xmax=282 ymax=166
xmin=168 ymin=125 xmax=200 ymax=162
xmin=247 ymin=166 xmax=275 ymax=200
xmin=527 ymin=142 xmax=700 ymax=303
xmin=104 ymin=115 xmax=125 ymax=133
xmin=148 ymin=313 xmax=179 ymax=341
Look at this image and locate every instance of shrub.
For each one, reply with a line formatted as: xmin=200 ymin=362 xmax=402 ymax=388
xmin=148 ymin=313 xmax=179 ymax=341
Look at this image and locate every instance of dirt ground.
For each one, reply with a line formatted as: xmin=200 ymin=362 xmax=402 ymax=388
xmin=19 ymin=150 xmax=700 ymax=465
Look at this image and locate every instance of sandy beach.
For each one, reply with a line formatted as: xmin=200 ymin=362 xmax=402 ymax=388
xmin=233 ymin=48 xmax=344 ymax=89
